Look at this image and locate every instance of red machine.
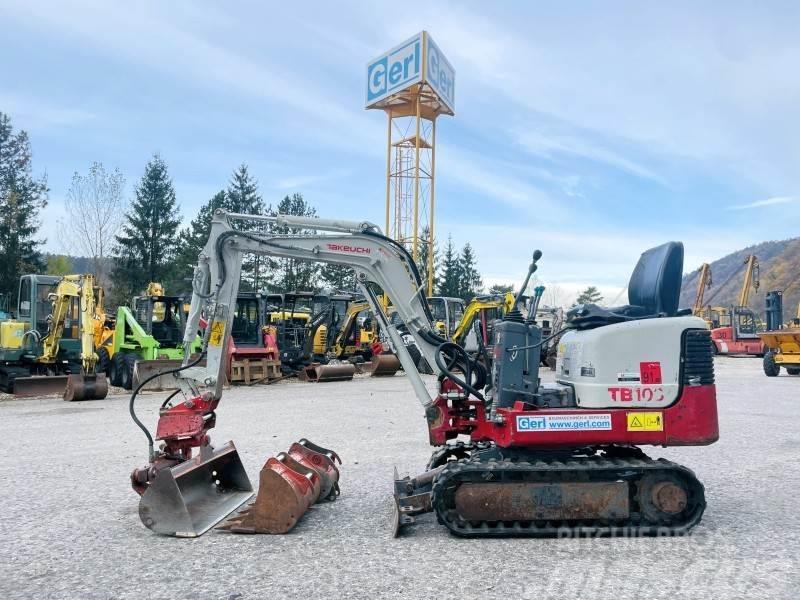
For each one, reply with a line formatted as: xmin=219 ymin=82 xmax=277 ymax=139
xmin=128 ymin=212 xmax=719 ymax=539
xmin=708 ymin=255 xmax=765 ymax=356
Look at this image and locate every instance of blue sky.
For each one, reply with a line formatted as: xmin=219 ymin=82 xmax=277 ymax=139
xmin=2 ymin=1 xmax=799 ymax=304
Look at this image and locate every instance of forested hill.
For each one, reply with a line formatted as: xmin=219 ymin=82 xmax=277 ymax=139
xmin=679 ymin=238 xmax=800 ymax=318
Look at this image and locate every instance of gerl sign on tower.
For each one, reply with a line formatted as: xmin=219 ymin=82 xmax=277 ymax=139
xmin=366 ymin=32 xmax=455 ymax=114
xmin=365 ymin=31 xmax=455 ymax=295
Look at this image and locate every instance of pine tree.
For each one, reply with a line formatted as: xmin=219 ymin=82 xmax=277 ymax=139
xmin=489 ymin=283 xmax=514 ymax=295
xmin=173 ymin=190 xmax=226 ymax=292
xmin=113 ymin=154 xmax=181 ymax=301
xmin=46 ymin=254 xmax=72 ymax=275
xmin=436 ymin=235 xmax=461 ymax=297
xmin=320 ymin=264 xmax=356 ymax=292
xmin=416 ymin=225 xmax=439 ymax=294
xmin=225 ymin=164 xmax=266 ymax=290
xmin=575 ymin=286 xmax=603 ymax=305
xmin=0 ymin=112 xmax=48 ymax=298
xmin=457 ymin=243 xmax=483 ymax=301
xmin=267 ymin=193 xmax=319 ymax=292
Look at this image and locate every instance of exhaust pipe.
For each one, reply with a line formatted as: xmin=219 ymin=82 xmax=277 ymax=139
xmin=218 ymin=439 xmax=341 ymax=534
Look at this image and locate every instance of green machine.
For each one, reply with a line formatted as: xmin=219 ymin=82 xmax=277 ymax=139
xmin=108 ymin=293 xmax=201 ymax=390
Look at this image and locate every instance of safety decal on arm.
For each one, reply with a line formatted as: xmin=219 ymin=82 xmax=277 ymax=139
xmin=209 ymin=319 xmax=226 ymax=347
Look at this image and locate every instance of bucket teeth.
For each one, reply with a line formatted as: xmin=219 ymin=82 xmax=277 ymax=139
xmin=218 ymin=440 xmax=341 ymax=534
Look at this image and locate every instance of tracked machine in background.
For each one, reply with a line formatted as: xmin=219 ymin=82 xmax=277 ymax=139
xmin=0 ymin=274 xmax=109 ymax=398
xmin=128 ymin=210 xmax=718 ymax=539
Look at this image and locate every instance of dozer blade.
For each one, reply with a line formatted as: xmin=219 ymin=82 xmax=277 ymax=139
xmin=301 ymin=363 xmax=356 ymax=382
xmin=366 ymin=354 xmax=400 ymax=377
xmin=63 ymin=373 xmax=109 ymax=401
xmin=138 ymin=441 xmax=253 ymax=537
xmin=132 ymin=360 xmax=184 ymax=391
xmin=218 ymin=455 xmax=319 ymax=534
xmin=12 ymin=375 xmax=70 ymax=397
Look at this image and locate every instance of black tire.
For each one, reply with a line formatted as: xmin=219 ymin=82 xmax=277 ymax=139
xmin=110 ymin=352 xmax=125 ymax=387
xmin=96 ymin=347 xmax=111 ymax=376
xmin=763 ymin=352 xmax=780 ymax=377
xmin=786 ymin=367 xmax=800 ymax=376
xmin=122 ymin=353 xmax=138 ymax=390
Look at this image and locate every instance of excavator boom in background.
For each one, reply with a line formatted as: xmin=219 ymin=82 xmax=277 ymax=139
xmin=128 ymin=210 xmax=718 ymax=540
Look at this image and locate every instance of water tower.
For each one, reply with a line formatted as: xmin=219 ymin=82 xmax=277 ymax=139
xmin=366 ymin=31 xmax=455 ymax=295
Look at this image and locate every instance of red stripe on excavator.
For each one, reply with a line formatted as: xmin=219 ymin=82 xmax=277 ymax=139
xmin=485 ymin=385 xmax=719 ymax=448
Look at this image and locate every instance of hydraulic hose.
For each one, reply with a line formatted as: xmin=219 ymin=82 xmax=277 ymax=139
xmin=128 ymin=351 xmax=206 ymax=461
xmin=434 ymin=341 xmax=486 ymax=401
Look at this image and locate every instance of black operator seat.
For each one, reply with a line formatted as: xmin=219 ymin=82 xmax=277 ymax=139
xmin=567 ymin=241 xmax=685 ymax=330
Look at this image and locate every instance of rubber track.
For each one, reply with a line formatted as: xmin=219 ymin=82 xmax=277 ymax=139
xmin=431 ymin=454 xmax=706 ymax=538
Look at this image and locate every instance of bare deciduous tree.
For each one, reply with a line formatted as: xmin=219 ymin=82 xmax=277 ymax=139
xmin=59 ymin=162 xmax=126 ymax=286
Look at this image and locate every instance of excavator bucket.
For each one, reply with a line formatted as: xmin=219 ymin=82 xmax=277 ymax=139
xmin=300 ymin=362 xmax=356 ymax=382
xmin=365 ymin=354 xmax=401 ymax=377
xmin=132 ymin=359 xmax=183 ymax=391
xmin=218 ymin=439 xmax=341 ymax=535
xmin=12 ymin=375 xmax=70 ymax=397
xmin=138 ymin=441 xmax=253 ymax=537
xmin=287 ymin=442 xmax=340 ymax=501
xmin=218 ymin=454 xmax=320 ymax=534
xmin=63 ymin=373 xmax=109 ymax=401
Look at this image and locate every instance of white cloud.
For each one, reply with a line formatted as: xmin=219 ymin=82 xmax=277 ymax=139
xmin=727 ymin=196 xmax=795 ymax=210
xmin=0 ymin=93 xmax=95 ymax=130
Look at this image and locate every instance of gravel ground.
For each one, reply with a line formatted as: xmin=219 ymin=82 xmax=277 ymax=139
xmin=0 ymin=357 xmax=798 ymax=599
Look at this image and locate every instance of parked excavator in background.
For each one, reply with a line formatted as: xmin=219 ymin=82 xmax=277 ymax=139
xmin=0 ymin=274 xmax=111 ymax=397
xmin=225 ymin=292 xmax=280 ymax=384
xmin=35 ymin=274 xmax=109 ymax=400
xmin=428 ymin=296 xmax=465 ymax=339
xmin=128 ymin=210 xmax=718 ymax=541
xmin=709 ymin=255 xmax=765 ymax=355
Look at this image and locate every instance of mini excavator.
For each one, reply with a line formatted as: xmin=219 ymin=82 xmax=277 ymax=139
xmin=129 ymin=211 xmax=718 ymax=538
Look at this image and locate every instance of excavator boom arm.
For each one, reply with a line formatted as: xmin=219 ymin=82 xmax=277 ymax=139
xmin=178 ymin=211 xmax=442 ymax=408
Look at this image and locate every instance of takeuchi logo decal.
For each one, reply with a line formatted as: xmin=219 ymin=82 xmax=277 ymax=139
xmin=326 ymin=243 xmax=371 ymax=254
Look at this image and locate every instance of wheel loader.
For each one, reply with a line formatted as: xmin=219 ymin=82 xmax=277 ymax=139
xmin=128 ymin=211 xmax=718 ymax=539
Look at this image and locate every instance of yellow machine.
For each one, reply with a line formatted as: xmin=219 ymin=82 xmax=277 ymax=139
xmin=332 ymin=300 xmax=377 ymax=359
xmin=37 ymin=274 xmax=109 ymax=401
xmin=451 ymin=292 xmax=515 ymax=347
xmin=692 ymin=263 xmax=712 ymax=320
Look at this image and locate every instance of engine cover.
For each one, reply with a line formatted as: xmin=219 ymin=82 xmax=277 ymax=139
xmin=556 ymin=316 xmax=708 ymax=409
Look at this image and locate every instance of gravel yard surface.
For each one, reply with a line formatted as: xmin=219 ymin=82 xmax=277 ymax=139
xmin=0 ymin=357 xmax=797 ymax=599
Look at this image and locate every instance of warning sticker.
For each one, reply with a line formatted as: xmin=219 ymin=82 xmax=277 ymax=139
xmin=209 ymin=319 xmax=226 ymax=347
xmin=626 ymin=412 xmax=664 ymax=432
xmin=639 ymin=362 xmax=663 ymax=385
xmin=517 ymin=413 xmax=612 ymax=432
